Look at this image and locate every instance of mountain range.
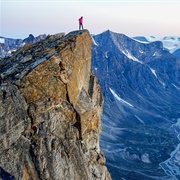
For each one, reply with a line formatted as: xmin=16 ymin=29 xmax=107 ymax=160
xmin=1 ymin=33 xmax=180 ymax=59
xmin=1 ymin=30 xmax=180 ymax=180
xmin=1 ymin=32 xmax=180 ymax=59
xmin=0 ymin=34 xmax=46 ymax=58
xmin=133 ymin=35 xmax=180 ymax=59
xmin=91 ymin=30 xmax=180 ymax=180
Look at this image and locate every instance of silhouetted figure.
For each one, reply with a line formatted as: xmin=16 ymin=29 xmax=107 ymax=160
xmin=78 ymin=16 xmax=83 ymax=30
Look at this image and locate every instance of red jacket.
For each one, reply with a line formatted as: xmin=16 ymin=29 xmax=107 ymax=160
xmin=79 ymin=17 xmax=83 ymax=24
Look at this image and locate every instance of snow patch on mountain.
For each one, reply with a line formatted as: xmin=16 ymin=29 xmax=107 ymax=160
xmin=111 ymin=33 xmax=143 ymax=64
xmin=150 ymin=68 xmax=158 ymax=78
xmin=110 ymin=88 xmax=134 ymax=107
xmin=155 ymin=36 xmax=180 ymax=53
xmin=141 ymin=153 xmax=151 ymax=164
xmin=105 ymin=52 xmax=108 ymax=58
xmin=172 ymin=84 xmax=180 ymax=90
xmin=121 ymin=49 xmax=143 ymax=64
xmin=135 ymin=115 xmax=145 ymax=124
xmin=152 ymin=52 xmax=161 ymax=57
xmin=92 ymin=37 xmax=98 ymax=46
xmin=0 ymin=38 xmax=5 ymax=44
xmin=134 ymin=36 xmax=180 ymax=54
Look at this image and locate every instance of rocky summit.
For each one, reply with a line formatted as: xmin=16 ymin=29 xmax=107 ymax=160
xmin=0 ymin=30 xmax=111 ymax=180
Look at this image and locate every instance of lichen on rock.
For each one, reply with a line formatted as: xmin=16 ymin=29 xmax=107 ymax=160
xmin=0 ymin=30 xmax=111 ymax=180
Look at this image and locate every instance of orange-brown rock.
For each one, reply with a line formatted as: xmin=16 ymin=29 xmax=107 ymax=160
xmin=0 ymin=30 xmax=111 ymax=179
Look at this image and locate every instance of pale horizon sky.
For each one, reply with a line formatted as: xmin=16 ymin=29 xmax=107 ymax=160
xmin=1 ymin=0 xmax=180 ymax=39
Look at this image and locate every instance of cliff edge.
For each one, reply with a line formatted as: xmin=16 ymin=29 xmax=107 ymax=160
xmin=0 ymin=30 xmax=111 ymax=180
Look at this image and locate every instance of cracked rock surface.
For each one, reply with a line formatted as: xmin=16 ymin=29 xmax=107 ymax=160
xmin=0 ymin=30 xmax=111 ymax=180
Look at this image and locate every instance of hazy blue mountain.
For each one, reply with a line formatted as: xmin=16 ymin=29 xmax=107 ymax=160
xmin=173 ymin=49 xmax=180 ymax=58
xmin=132 ymin=36 xmax=149 ymax=43
xmin=133 ymin=35 xmax=180 ymax=59
xmin=0 ymin=34 xmax=46 ymax=58
xmin=91 ymin=30 xmax=180 ymax=180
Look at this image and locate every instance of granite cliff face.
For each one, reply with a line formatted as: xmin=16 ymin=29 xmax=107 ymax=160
xmin=0 ymin=30 xmax=111 ymax=180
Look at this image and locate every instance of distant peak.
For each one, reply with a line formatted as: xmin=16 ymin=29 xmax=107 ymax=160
xmin=28 ymin=34 xmax=34 ymax=38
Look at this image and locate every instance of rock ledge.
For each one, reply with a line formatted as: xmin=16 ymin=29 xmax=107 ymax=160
xmin=0 ymin=30 xmax=111 ymax=180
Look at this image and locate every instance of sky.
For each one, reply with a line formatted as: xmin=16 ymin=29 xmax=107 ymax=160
xmin=1 ymin=0 xmax=180 ymax=39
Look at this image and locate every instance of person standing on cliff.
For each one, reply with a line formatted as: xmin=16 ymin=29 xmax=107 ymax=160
xmin=78 ymin=16 xmax=83 ymax=30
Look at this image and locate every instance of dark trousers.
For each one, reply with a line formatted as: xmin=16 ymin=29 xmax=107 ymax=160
xmin=79 ymin=23 xmax=83 ymax=30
